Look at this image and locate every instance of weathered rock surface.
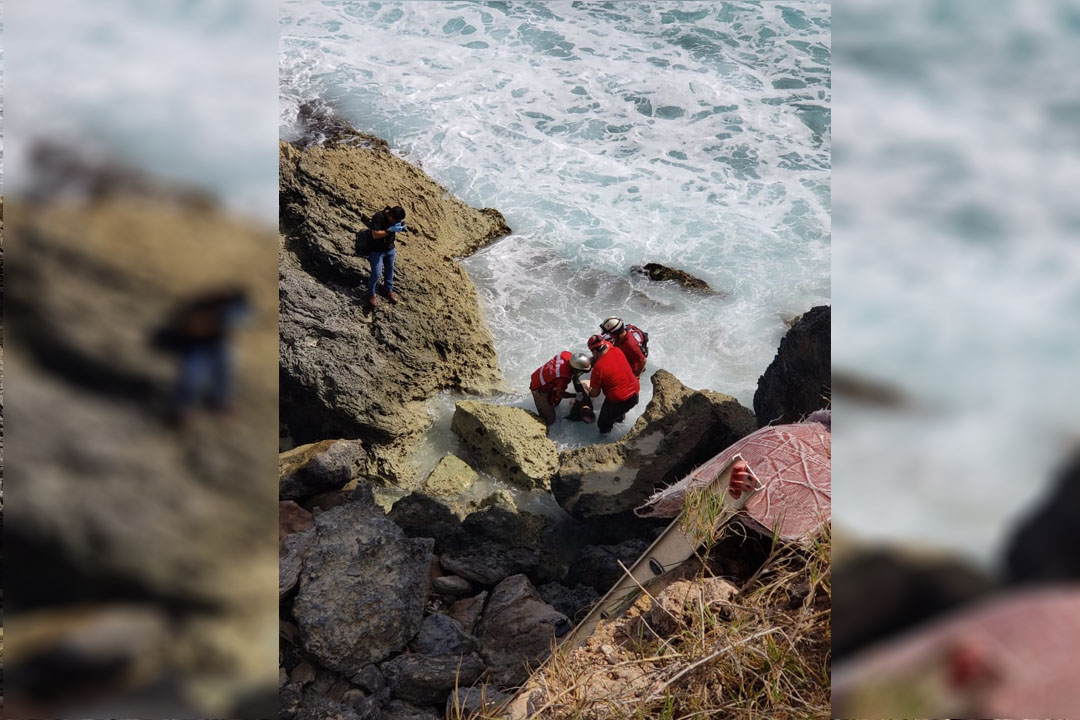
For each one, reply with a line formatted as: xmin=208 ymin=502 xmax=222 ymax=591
xmin=280 ymin=527 xmax=315 ymax=599
xmin=753 ymin=305 xmax=830 ymax=425
xmin=1005 ymin=452 xmax=1080 ymax=585
xmin=478 ymin=574 xmax=570 ymax=687
xmin=279 ymin=137 xmax=508 ymax=444
xmin=431 ymin=575 xmax=473 ymax=597
xmin=449 ymin=592 xmax=488 ymax=635
xmin=7 ymin=173 xmax=279 ymax=711
xmin=554 ymin=370 xmax=757 ymax=518
xmin=383 ymin=699 xmax=443 ymax=720
xmin=451 ymin=401 xmax=560 ymax=491
xmin=423 ymin=454 xmax=478 ymax=496
xmin=462 ymin=503 xmax=554 ymax=549
xmin=380 ymin=652 xmax=486 ymax=706
xmin=387 ymin=493 xmax=466 ymax=550
xmin=537 ymin=582 xmax=601 ymax=623
xmin=280 ymin=500 xmax=315 ymax=540
xmin=564 ymin=539 xmax=650 ymax=593
xmin=280 ymin=439 xmax=368 ymax=501
xmin=630 ymin=262 xmax=715 ymax=293
xmin=413 ymin=613 xmax=476 ymax=657
xmin=441 ymin=542 xmax=541 ymax=587
xmin=293 ymin=503 xmax=433 ymax=674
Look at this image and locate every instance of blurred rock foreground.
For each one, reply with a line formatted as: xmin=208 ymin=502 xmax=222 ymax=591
xmin=279 ymin=109 xmax=832 ymax=719
xmin=5 ymin=151 xmax=279 ymax=716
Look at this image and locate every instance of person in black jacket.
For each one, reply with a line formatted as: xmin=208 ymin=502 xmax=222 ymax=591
xmin=364 ymin=205 xmax=407 ymax=307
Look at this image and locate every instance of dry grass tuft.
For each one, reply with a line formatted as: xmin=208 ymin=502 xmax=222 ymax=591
xmin=455 ymin=522 xmax=831 ymax=720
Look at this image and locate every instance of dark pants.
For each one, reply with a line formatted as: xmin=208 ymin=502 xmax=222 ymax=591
xmin=175 ymin=342 xmax=231 ymax=411
xmin=367 ymin=248 xmax=396 ymax=296
xmin=598 ymin=393 xmax=638 ymax=434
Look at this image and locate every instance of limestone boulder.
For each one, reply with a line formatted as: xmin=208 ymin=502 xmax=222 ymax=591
xmin=279 ymin=439 xmax=367 ymax=501
xmin=477 ymin=574 xmax=571 ymax=687
xmin=293 ymin=503 xmax=433 ymax=675
xmin=279 ymin=132 xmax=508 ymax=444
xmin=451 ymin=401 xmax=559 ymax=491
xmin=553 ymin=370 xmax=757 ymax=518
xmin=753 ymin=305 xmax=831 ymax=425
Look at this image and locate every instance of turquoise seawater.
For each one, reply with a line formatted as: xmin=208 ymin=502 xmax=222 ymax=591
xmin=281 ymin=0 xmax=831 ymax=444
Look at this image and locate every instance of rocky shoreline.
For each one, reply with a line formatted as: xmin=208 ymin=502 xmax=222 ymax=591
xmin=278 ymin=118 xmax=832 ymax=720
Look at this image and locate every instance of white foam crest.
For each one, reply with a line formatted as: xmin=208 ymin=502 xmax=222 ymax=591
xmin=281 ymin=0 xmax=830 ymax=405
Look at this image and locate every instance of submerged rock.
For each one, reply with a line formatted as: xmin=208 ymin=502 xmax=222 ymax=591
xmin=279 ymin=136 xmax=509 ymax=444
xmin=630 ymin=262 xmax=715 ymax=293
xmin=554 ymin=370 xmax=756 ymax=519
xmin=753 ymin=305 xmax=830 ymax=425
xmin=451 ymin=401 xmax=560 ymax=491
xmin=293 ymin=503 xmax=433 ymax=675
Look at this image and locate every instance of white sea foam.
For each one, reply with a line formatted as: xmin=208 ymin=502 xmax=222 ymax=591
xmin=833 ymin=0 xmax=1080 ymax=561
xmin=281 ymin=0 xmax=831 ymax=438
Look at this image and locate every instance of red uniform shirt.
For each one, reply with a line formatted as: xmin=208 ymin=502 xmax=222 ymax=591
xmin=590 ymin=347 xmax=639 ymax=403
xmin=530 ymin=351 xmax=574 ymax=404
xmin=613 ymin=331 xmax=646 ymax=375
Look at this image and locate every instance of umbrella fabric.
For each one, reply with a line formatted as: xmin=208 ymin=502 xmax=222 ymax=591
xmin=636 ymin=420 xmax=831 ymax=542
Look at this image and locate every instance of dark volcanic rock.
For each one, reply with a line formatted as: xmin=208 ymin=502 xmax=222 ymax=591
xmin=537 ymin=582 xmax=601 ymax=623
xmin=383 ymin=699 xmax=443 ymax=720
xmin=431 ymin=574 xmax=473 ymax=597
xmin=279 ymin=138 xmax=509 ymax=444
xmin=631 ymin=262 xmax=714 ymax=292
xmin=1004 ymin=452 xmax=1080 ymax=585
xmin=413 ymin=612 xmax=476 ymax=656
xmin=280 ymin=439 xmax=368 ymax=501
xmin=832 ymin=546 xmax=996 ymax=660
xmin=449 ymin=592 xmax=488 ymax=635
xmin=477 ymin=574 xmax=570 ymax=687
xmin=380 ymin=652 xmax=486 ymax=706
xmin=554 ymin=370 xmax=757 ymax=519
xmin=387 ymin=493 xmax=466 ymax=550
xmin=753 ymin=305 xmax=831 ymax=425
xmin=280 ymin=527 xmax=315 ymax=599
xmin=564 ymin=539 xmax=650 ymax=593
xmin=462 ymin=504 xmax=553 ymax=548
xmin=293 ymin=503 xmax=433 ymax=675
xmin=440 ymin=542 xmax=541 ymax=586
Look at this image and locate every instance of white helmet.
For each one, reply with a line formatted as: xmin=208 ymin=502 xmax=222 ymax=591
xmin=600 ymin=317 xmax=624 ymax=334
xmin=569 ymin=352 xmax=592 ymax=371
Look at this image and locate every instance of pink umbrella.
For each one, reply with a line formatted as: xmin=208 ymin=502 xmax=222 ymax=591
xmin=636 ymin=419 xmax=831 ymax=542
xmin=833 ymin=586 xmax=1080 ymax=719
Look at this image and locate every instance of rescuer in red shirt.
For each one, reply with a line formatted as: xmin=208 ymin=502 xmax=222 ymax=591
xmin=586 ymin=334 xmax=640 ymax=434
xmin=529 ymin=351 xmax=592 ymax=427
xmin=599 ymin=316 xmax=648 ymax=377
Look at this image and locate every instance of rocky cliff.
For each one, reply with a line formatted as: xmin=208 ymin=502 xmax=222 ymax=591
xmin=279 ymin=134 xmax=509 ymax=445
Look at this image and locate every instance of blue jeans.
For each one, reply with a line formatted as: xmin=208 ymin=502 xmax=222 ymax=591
xmin=368 ymin=248 xmax=396 ymax=296
xmin=175 ymin=342 xmax=232 ymax=410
